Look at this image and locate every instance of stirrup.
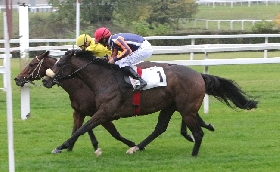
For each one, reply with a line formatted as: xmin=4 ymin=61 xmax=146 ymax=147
xmin=134 ymin=82 xmax=147 ymax=92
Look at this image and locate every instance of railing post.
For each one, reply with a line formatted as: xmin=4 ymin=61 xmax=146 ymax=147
xmin=204 ymin=48 xmax=209 ymax=114
xmin=190 ymin=38 xmax=195 ymax=60
xmin=230 ymin=20 xmax=234 ymax=30
xmin=264 ymin=37 xmax=268 ymax=58
xmin=19 ymin=4 xmax=30 ymax=120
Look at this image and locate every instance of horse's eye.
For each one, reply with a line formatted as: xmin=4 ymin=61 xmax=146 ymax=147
xmin=29 ymin=64 xmax=34 ymax=67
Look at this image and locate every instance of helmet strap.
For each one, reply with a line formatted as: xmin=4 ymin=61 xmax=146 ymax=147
xmin=83 ymin=34 xmax=88 ymax=47
xmin=101 ymin=28 xmax=109 ymax=40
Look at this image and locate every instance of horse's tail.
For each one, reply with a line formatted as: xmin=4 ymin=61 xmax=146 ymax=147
xmin=201 ymin=74 xmax=258 ymax=110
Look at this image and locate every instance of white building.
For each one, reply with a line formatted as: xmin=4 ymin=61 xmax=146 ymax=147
xmin=0 ymin=0 xmax=49 ymax=6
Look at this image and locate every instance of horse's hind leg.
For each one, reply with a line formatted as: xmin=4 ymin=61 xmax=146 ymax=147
xmin=182 ymin=114 xmax=204 ymax=156
xmin=181 ymin=113 xmax=214 ymax=142
xmin=127 ymin=106 xmax=175 ymax=154
xmin=101 ymin=121 xmax=136 ymax=147
xmin=196 ymin=113 xmax=214 ymax=131
xmin=180 ymin=119 xmax=194 ymax=142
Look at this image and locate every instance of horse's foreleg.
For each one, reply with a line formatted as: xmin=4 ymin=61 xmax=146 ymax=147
xmin=87 ymin=130 xmax=102 ymax=157
xmin=101 ymin=121 xmax=136 ymax=147
xmin=87 ymin=130 xmax=99 ymax=150
xmin=127 ymin=107 xmax=175 ymax=154
xmin=67 ymin=111 xmax=85 ymax=151
xmin=52 ymin=115 xmax=103 ymax=154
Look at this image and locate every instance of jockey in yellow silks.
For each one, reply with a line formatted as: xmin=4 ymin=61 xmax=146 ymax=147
xmin=76 ymin=34 xmax=111 ymax=57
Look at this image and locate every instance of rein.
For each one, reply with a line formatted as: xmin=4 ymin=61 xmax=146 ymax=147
xmin=54 ymin=60 xmax=94 ymax=81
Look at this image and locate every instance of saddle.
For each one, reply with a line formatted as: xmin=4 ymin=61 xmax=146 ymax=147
xmin=124 ymin=66 xmax=167 ymax=91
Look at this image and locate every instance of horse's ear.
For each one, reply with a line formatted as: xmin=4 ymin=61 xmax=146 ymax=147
xmin=45 ymin=51 xmax=50 ymax=56
xmin=71 ymin=50 xmax=76 ymax=56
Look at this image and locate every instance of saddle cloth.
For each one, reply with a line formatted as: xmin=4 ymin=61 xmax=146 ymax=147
xmin=129 ymin=66 xmax=167 ymax=90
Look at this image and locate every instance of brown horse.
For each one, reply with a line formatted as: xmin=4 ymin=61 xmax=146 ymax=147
xmin=14 ymin=51 xmax=214 ymax=156
xmin=42 ymin=50 xmax=257 ymax=156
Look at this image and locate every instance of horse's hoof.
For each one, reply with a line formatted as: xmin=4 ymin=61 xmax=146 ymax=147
xmin=67 ymin=148 xmax=73 ymax=152
xmin=126 ymin=146 xmax=139 ymax=154
xmin=191 ymin=154 xmax=198 ymax=157
xmin=52 ymin=149 xmax=62 ymax=154
xmin=139 ymin=147 xmax=146 ymax=151
xmin=186 ymin=135 xmax=195 ymax=142
xmin=208 ymin=124 xmax=215 ymax=131
xmin=95 ymin=148 xmax=102 ymax=157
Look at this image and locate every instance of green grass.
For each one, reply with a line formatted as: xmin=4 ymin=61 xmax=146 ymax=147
xmin=196 ymin=4 xmax=280 ymax=20
xmin=1 ymin=53 xmax=280 ymax=171
xmin=149 ymin=51 xmax=280 ymax=61
xmin=179 ymin=4 xmax=280 ymax=31
xmin=1 ymin=4 xmax=280 ymax=171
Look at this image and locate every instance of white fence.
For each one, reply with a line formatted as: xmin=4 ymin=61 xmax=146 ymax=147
xmin=1 ymin=34 xmax=280 ymax=114
xmin=1 ymin=33 xmax=280 ymax=57
xmin=197 ymin=0 xmax=280 ymax=7
xmin=192 ymin=19 xmax=278 ymax=30
xmin=0 ymin=5 xmax=55 ymax=13
xmin=0 ymin=54 xmax=12 ymax=91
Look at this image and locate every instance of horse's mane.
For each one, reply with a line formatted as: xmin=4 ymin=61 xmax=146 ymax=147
xmin=39 ymin=51 xmax=57 ymax=61
xmin=70 ymin=50 xmax=121 ymax=71
xmin=48 ymin=56 xmax=58 ymax=61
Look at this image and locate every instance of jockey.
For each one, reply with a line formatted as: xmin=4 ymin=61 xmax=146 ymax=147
xmin=94 ymin=27 xmax=153 ymax=92
xmin=76 ymin=34 xmax=111 ymax=57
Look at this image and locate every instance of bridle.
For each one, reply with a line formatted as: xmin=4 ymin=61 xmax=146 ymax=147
xmin=23 ymin=56 xmax=45 ymax=86
xmin=52 ymin=54 xmax=94 ymax=83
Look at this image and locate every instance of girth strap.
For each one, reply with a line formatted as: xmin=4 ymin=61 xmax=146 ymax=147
xmin=133 ymin=67 xmax=142 ymax=115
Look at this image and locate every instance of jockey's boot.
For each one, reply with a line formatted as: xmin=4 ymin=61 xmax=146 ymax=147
xmin=121 ymin=66 xmax=147 ymax=92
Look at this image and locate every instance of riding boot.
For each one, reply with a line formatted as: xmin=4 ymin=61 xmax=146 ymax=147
xmin=121 ymin=66 xmax=147 ymax=92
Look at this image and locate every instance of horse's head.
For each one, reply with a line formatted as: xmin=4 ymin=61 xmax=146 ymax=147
xmin=14 ymin=51 xmax=57 ymax=87
xmin=42 ymin=50 xmax=76 ymax=88
xmin=42 ymin=50 xmax=105 ymax=88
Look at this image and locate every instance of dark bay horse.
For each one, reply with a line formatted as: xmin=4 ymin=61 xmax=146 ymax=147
xmin=14 ymin=51 xmax=214 ymax=156
xmin=14 ymin=51 xmax=133 ymax=156
xmin=42 ymin=50 xmax=257 ymax=156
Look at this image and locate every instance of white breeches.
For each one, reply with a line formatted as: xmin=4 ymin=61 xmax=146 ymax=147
xmin=115 ymin=40 xmax=153 ymax=68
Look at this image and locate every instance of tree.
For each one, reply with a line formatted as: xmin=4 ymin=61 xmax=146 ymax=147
xmin=49 ymin=0 xmax=114 ymax=24
xmin=112 ymin=0 xmax=151 ymax=25
xmin=169 ymin=0 xmax=198 ymax=29
xmin=81 ymin=0 xmax=114 ymax=23
xmin=147 ymin=0 xmax=171 ymax=25
xmin=144 ymin=0 xmax=198 ymax=31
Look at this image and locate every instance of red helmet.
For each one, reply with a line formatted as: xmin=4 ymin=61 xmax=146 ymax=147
xmin=94 ymin=27 xmax=111 ymax=43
